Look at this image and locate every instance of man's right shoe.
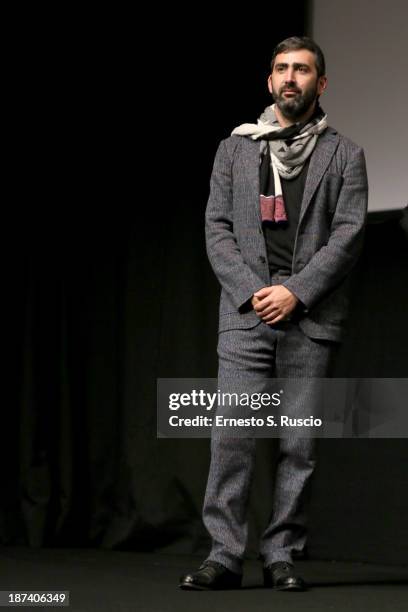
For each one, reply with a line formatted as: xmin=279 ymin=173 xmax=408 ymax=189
xmin=179 ymin=560 xmax=243 ymax=591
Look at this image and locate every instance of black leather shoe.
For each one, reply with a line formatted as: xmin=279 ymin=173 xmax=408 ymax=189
xmin=263 ymin=561 xmax=307 ymax=591
xmin=179 ymin=560 xmax=242 ymax=591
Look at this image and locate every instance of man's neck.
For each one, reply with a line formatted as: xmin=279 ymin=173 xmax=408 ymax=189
xmin=274 ymin=101 xmax=317 ymax=128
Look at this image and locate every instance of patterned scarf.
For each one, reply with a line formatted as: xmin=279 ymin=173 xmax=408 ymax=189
xmin=232 ymin=103 xmax=327 ymax=223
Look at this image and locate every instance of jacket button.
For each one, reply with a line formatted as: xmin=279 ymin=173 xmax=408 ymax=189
xmin=259 ymin=255 xmax=266 ymax=263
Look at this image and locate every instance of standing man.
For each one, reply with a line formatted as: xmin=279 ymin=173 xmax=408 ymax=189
xmin=179 ymin=36 xmax=368 ymax=591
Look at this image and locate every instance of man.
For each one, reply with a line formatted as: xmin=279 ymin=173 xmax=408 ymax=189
xmin=179 ymin=36 xmax=368 ymax=591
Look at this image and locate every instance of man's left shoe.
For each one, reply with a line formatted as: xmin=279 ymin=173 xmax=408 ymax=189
xmin=263 ymin=561 xmax=307 ymax=591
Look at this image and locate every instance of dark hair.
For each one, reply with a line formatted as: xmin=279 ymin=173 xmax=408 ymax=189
xmin=271 ymin=36 xmax=326 ymax=77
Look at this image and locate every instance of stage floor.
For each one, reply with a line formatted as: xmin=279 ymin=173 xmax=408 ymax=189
xmin=1 ymin=548 xmax=407 ymax=611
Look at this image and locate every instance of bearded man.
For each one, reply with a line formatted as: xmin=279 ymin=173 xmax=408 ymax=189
xmin=179 ymin=36 xmax=368 ymax=592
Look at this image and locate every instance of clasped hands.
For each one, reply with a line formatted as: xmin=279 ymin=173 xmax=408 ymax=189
xmin=251 ymin=285 xmax=298 ymax=325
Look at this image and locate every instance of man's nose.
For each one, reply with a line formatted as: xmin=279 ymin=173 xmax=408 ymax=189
xmin=284 ymin=68 xmax=296 ymax=83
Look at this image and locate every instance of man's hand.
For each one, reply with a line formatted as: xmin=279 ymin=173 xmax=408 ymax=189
xmin=251 ymin=285 xmax=299 ymax=325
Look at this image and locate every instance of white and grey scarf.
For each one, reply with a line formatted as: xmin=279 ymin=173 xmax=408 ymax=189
xmin=232 ymin=104 xmax=327 ymax=223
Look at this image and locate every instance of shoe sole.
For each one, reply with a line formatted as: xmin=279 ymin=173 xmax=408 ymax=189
xmin=179 ymin=581 xmax=212 ymax=591
xmin=273 ymin=584 xmax=307 ymax=591
xmin=179 ymin=580 xmax=242 ymax=591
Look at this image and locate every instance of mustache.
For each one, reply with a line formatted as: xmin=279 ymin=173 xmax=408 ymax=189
xmin=279 ymin=85 xmax=302 ymax=94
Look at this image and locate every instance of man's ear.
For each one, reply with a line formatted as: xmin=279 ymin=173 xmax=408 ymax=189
xmin=317 ymin=75 xmax=328 ymax=96
xmin=267 ymin=74 xmax=273 ymax=94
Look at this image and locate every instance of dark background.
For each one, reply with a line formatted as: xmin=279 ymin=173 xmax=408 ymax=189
xmin=4 ymin=3 xmax=408 ymax=566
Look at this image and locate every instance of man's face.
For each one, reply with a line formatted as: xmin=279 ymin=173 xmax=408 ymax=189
xmin=268 ymin=49 xmax=327 ymax=120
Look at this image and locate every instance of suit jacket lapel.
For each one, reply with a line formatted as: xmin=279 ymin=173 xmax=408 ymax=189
xmin=298 ymin=128 xmax=339 ymax=225
xmin=243 ymin=138 xmax=262 ymax=227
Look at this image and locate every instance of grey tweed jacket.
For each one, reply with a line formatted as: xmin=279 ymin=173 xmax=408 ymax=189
xmin=205 ymin=127 xmax=368 ymax=341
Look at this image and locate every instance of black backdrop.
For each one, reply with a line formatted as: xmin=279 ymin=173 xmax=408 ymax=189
xmin=4 ymin=4 xmax=408 ymax=566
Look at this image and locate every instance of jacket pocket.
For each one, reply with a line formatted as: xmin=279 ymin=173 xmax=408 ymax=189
xmin=218 ymin=311 xmax=262 ymax=332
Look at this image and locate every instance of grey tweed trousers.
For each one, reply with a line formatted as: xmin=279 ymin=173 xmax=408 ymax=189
xmin=202 ymin=282 xmax=338 ymax=574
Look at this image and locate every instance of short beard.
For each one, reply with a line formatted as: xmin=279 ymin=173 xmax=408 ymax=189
xmin=273 ymin=83 xmax=318 ymax=120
